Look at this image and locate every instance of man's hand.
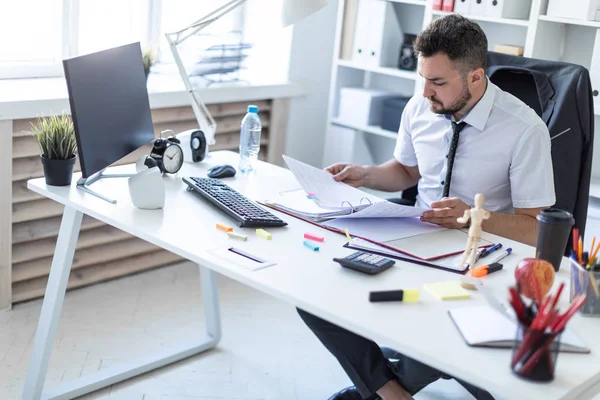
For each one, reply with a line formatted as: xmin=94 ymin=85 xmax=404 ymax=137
xmin=421 ymin=197 xmax=470 ymax=228
xmin=325 ymin=163 xmax=366 ymax=188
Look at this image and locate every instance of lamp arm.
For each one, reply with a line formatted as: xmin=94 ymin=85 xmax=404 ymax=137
xmin=164 ymin=0 xmax=248 ymax=146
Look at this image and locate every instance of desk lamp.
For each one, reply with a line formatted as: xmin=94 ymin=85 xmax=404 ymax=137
xmin=165 ymin=0 xmax=327 ymax=154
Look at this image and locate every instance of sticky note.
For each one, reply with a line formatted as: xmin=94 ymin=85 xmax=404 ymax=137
xmin=216 ymin=223 xmax=233 ymax=232
xmin=303 ymin=240 xmax=319 ymax=251
xmin=256 ymin=228 xmax=272 ymax=240
xmin=423 ymin=281 xmax=471 ymax=300
xmin=304 ymin=233 xmax=324 ymax=242
xmin=227 ymin=231 xmax=248 ymax=241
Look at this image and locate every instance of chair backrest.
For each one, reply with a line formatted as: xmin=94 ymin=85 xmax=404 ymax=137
xmin=487 ymin=52 xmax=595 ymax=242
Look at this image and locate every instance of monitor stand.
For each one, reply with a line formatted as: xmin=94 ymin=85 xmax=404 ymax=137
xmin=76 ymin=168 xmax=136 ymax=204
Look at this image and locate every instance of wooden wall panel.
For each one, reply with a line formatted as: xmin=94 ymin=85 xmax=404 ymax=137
xmin=6 ymin=99 xmax=287 ymax=305
xmin=12 ymin=250 xmax=184 ymax=303
xmin=1 ymin=120 xmax=12 ymax=310
xmin=12 ymin=215 xmax=103 ymax=244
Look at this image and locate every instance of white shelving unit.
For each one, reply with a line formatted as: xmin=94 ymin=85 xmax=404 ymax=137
xmin=323 ymin=0 xmax=600 ymax=195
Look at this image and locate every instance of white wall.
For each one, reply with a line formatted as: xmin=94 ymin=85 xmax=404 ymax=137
xmin=284 ymin=0 xmax=339 ymax=167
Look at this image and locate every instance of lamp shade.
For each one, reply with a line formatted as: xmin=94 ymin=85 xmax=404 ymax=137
xmin=281 ymin=0 xmax=328 ymax=27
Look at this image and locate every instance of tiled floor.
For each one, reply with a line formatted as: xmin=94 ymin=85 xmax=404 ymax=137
xmin=0 ymin=262 xmax=474 ymax=400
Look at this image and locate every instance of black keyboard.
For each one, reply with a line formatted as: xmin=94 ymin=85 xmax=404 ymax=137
xmin=182 ymin=177 xmax=288 ymax=228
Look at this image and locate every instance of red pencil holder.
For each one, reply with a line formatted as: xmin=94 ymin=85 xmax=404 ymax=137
xmin=511 ymin=323 xmax=563 ymax=382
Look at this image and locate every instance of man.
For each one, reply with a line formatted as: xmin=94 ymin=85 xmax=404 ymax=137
xmin=297 ymin=14 xmax=556 ymax=400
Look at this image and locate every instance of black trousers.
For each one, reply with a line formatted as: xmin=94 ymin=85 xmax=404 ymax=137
xmin=297 ymin=309 xmax=495 ymax=400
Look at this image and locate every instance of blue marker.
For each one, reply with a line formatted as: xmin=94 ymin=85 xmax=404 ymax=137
xmin=489 ymin=248 xmax=512 ymax=264
xmin=479 ymin=243 xmax=503 ymax=260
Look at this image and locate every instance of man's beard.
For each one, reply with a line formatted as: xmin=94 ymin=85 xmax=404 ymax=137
xmin=428 ymin=85 xmax=472 ymax=116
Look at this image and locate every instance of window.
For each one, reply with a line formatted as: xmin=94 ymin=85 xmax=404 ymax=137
xmin=0 ymin=0 xmax=64 ymax=78
xmin=77 ymin=0 xmax=149 ymax=56
xmin=0 ymin=0 xmax=291 ymax=83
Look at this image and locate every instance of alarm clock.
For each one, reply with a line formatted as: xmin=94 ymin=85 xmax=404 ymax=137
xmin=149 ymin=136 xmax=184 ymax=174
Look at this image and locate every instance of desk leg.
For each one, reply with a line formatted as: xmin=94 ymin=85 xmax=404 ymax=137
xmin=23 ymin=207 xmax=83 ymax=400
xmin=23 ymin=208 xmax=222 ymax=400
xmin=200 ymin=264 xmax=222 ymax=341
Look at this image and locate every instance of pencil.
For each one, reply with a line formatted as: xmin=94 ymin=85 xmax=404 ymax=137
xmin=590 ymin=237 xmax=597 ymax=268
xmin=579 ymin=237 xmax=583 ymax=264
xmin=591 ymin=241 xmax=600 ymax=268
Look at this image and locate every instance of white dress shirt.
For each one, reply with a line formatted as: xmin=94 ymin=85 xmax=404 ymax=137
xmin=393 ymin=79 xmax=556 ymax=213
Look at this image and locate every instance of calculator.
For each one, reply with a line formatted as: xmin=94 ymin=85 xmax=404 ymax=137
xmin=333 ymin=251 xmax=395 ymax=275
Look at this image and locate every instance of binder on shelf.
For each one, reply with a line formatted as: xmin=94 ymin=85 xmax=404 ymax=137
xmin=351 ymin=0 xmax=402 ymax=68
xmin=442 ymin=0 xmax=455 ymax=12
xmin=433 ymin=0 xmax=444 ymax=10
xmin=469 ymin=0 xmax=486 ymax=17
xmin=484 ymin=0 xmax=532 ymax=19
xmin=340 ymin=0 xmax=359 ymax=60
xmin=453 ymin=0 xmax=471 ymax=13
xmin=590 ymin=30 xmax=600 ymax=113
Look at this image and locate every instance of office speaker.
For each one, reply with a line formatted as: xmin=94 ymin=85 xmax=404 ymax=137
xmin=398 ymin=34 xmax=417 ymax=71
xmin=177 ymin=129 xmax=208 ymax=163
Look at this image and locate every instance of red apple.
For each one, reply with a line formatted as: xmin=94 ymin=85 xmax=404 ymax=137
xmin=514 ymin=258 xmax=555 ymax=300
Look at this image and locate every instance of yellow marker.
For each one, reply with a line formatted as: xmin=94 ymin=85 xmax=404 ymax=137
xmin=256 ymin=228 xmax=272 ymax=240
xmin=345 ymin=228 xmax=353 ymax=242
xmin=227 ymin=231 xmax=248 ymax=241
xmin=216 ymin=223 xmax=233 ymax=232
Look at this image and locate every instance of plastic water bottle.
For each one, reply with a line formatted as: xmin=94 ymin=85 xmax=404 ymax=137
xmin=238 ymin=105 xmax=262 ymax=173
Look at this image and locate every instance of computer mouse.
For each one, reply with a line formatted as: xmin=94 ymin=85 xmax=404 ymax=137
xmin=207 ymin=164 xmax=237 ymax=179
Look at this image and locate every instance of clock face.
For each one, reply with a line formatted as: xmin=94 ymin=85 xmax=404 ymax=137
xmin=163 ymin=144 xmax=183 ymax=174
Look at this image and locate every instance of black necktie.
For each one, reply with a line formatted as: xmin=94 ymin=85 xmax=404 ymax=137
xmin=442 ymin=121 xmax=467 ymax=198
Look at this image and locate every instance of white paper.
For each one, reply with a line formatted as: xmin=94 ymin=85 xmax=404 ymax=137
xmin=282 ymin=155 xmax=382 ymax=208
xmin=335 ymin=200 xmax=428 ymax=219
xmin=264 ymin=189 xmax=355 ymax=221
xmin=324 ymin=217 xmax=444 ymax=243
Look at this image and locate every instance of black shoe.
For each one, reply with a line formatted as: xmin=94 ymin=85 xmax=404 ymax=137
xmin=328 ymin=386 xmax=381 ymax=400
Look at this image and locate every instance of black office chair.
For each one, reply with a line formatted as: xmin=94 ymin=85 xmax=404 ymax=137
xmin=392 ymin=53 xmax=595 ymax=248
xmin=487 ymin=52 xmax=595 ymax=246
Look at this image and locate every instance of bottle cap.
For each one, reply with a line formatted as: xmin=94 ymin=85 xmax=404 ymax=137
xmin=248 ymin=105 xmax=258 ymax=113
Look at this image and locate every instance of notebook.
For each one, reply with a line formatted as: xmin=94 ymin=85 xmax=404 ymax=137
xmin=448 ymin=305 xmax=590 ymax=354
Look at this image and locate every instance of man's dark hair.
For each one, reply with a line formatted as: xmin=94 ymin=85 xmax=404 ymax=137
xmin=413 ymin=14 xmax=488 ymax=73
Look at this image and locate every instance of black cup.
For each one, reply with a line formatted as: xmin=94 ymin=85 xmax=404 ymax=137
xmin=536 ymin=208 xmax=575 ymax=272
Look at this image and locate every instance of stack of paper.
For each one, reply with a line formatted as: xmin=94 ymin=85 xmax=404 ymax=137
xmin=264 ymin=189 xmax=364 ymax=222
xmin=280 ymin=155 xmax=427 ymax=219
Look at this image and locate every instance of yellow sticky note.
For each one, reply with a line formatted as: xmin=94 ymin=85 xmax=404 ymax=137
xmin=424 ymin=281 xmax=471 ymax=300
xmin=256 ymin=228 xmax=272 ymax=240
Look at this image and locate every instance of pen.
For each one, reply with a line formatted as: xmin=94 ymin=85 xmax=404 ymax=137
xmin=489 ymin=248 xmax=512 ymax=264
xmin=478 ymin=243 xmax=503 ymax=260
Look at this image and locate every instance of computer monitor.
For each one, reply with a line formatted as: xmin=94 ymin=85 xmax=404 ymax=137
xmin=63 ymin=42 xmax=155 ymax=202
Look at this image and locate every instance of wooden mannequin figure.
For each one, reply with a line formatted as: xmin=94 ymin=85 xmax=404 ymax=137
xmin=457 ymin=193 xmax=490 ymax=268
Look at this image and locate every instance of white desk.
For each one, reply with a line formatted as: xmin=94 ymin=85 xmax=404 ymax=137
xmin=23 ymin=151 xmax=600 ymax=400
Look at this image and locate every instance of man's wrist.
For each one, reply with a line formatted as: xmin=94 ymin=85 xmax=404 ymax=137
xmin=361 ymin=164 xmax=373 ymax=188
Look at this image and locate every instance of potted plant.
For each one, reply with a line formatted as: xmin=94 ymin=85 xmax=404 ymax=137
xmin=142 ymin=46 xmax=157 ymax=82
xmin=31 ymin=114 xmax=78 ymax=186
